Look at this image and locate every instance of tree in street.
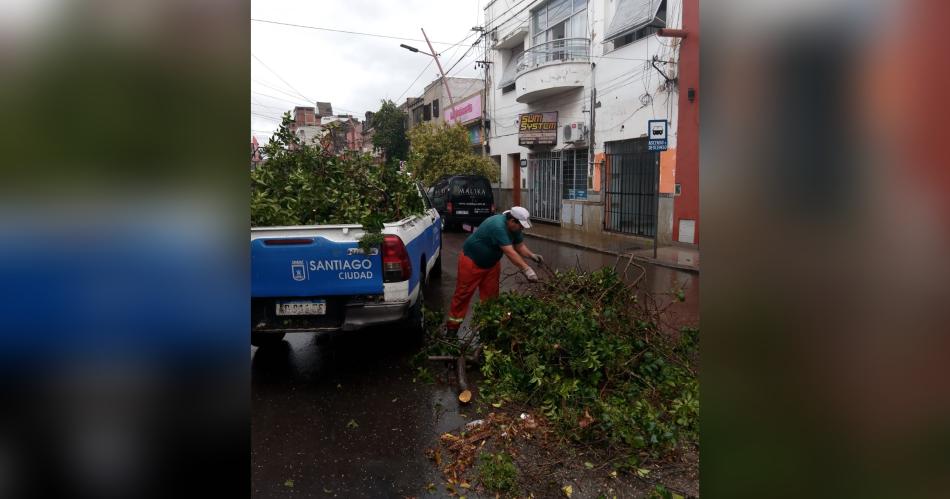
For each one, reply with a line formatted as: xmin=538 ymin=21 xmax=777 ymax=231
xmin=371 ymin=99 xmax=409 ymax=162
xmin=407 ymin=122 xmax=500 ymax=186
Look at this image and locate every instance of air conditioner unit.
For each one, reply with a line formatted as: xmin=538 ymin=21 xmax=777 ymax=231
xmin=562 ymin=122 xmax=588 ymax=143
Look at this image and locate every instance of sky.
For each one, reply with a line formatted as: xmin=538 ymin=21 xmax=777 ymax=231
xmin=251 ymin=0 xmax=489 ymax=144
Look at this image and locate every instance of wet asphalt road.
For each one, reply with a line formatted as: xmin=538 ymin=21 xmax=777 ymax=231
xmin=251 ymin=229 xmax=698 ymax=498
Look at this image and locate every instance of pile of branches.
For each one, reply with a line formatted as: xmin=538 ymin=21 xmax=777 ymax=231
xmin=427 ymin=411 xmax=549 ymax=495
xmin=472 ymin=261 xmax=699 ymax=457
xmin=251 ymin=114 xmax=424 ymax=248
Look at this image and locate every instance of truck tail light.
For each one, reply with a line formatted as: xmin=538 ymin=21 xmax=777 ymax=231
xmin=381 ymin=235 xmax=412 ymax=283
xmin=446 ymin=202 xmax=454 ymax=214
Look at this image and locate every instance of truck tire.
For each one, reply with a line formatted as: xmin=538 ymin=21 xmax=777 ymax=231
xmin=431 ymin=251 xmax=442 ymax=279
xmin=404 ymin=288 xmax=425 ymax=339
xmin=251 ymin=332 xmax=285 ymax=347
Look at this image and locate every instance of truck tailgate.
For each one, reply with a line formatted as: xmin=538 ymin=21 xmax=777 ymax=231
xmin=251 ymin=235 xmax=384 ymax=297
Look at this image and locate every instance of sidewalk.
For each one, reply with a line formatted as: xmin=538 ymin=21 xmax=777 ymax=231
xmin=523 ymin=222 xmax=699 ymax=273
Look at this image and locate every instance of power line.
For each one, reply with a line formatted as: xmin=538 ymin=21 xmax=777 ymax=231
xmin=252 ymin=101 xmax=291 ymax=112
xmin=444 ymin=38 xmax=480 ymax=76
xmin=253 ymin=79 xmax=311 ymax=102
xmin=251 ymin=53 xmax=314 ymax=103
xmin=251 ymin=112 xmax=283 ymax=122
xmin=393 ymin=30 xmax=478 ymax=104
xmin=252 ymin=18 xmax=473 ymax=48
xmin=252 ymin=91 xmax=308 ymax=106
xmin=395 ymin=59 xmax=434 ymax=103
xmin=485 ymin=0 xmax=533 ymax=32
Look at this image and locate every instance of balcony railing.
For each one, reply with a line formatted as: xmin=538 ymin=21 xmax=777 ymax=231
xmin=499 ymin=38 xmax=591 ymax=88
xmin=517 ymin=38 xmax=590 ymax=74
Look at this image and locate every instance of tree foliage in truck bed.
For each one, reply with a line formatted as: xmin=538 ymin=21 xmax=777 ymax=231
xmin=251 ymin=113 xmax=425 ymax=249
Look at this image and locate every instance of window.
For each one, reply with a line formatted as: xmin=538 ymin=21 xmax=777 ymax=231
xmin=423 ymin=103 xmax=432 ymax=121
xmin=606 ymin=0 xmax=666 ymax=50
xmin=502 ymin=83 xmax=516 ymax=94
xmin=611 ymin=24 xmax=662 ymax=50
xmin=530 ymin=0 xmax=587 ymax=63
xmin=562 ymin=148 xmax=589 ymax=200
xmin=432 ymin=99 xmax=439 ymax=120
xmin=420 ymin=186 xmax=433 ymax=209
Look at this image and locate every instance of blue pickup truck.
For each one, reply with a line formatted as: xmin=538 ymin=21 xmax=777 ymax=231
xmin=250 ymin=187 xmax=442 ymax=346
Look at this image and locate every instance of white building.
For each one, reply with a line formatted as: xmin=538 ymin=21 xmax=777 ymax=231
xmin=484 ymin=0 xmax=684 ymax=244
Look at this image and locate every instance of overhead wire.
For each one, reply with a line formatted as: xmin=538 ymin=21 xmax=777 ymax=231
xmin=251 ymin=53 xmax=314 ymax=103
xmin=251 ymin=112 xmax=283 ymax=121
xmin=253 ymin=79 xmax=310 ymax=102
xmin=251 ymin=18 xmax=475 ymax=47
xmin=393 ymin=29 xmax=479 ymax=104
xmin=395 ymin=59 xmax=435 ymax=103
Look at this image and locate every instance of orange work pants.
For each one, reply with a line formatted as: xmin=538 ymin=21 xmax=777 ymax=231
xmin=446 ymin=252 xmax=500 ymax=330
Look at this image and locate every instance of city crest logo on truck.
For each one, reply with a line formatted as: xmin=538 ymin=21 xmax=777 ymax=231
xmin=291 ymin=260 xmax=307 ymax=281
xmin=291 ymin=258 xmax=375 ymax=281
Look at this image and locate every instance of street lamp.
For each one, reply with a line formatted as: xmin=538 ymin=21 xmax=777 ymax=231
xmin=399 ymin=43 xmax=432 ymax=56
xmin=400 ymin=29 xmax=457 ymax=122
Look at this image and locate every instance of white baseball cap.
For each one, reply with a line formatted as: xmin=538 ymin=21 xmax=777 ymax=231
xmin=504 ymin=206 xmax=532 ymax=229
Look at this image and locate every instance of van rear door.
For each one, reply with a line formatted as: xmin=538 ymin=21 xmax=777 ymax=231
xmin=449 ymin=176 xmax=493 ymax=217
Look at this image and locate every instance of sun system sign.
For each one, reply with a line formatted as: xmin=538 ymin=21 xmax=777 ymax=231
xmin=518 ymin=112 xmax=558 ymax=146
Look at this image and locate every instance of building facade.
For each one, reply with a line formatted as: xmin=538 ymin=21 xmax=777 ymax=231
xmin=250 ymin=136 xmax=263 ymax=169
xmin=406 ymin=77 xmax=486 ymax=156
xmin=289 ymin=106 xmax=325 ymax=147
xmin=483 ymin=0 xmax=697 ymax=246
xmin=288 ymin=104 xmax=365 ymax=153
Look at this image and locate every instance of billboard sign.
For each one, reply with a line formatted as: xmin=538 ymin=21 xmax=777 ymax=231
xmin=444 ymin=94 xmax=482 ymax=123
xmin=518 ymin=112 xmax=558 ymax=146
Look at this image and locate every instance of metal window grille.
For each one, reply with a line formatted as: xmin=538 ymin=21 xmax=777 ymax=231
xmin=562 ymin=148 xmax=589 ymax=200
xmin=527 ymin=151 xmax=562 ymax=222
xmin=604 ymin=139 xmax=658 ymax=237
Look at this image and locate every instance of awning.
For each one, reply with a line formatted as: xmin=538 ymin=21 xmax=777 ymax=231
xmin=604 ymin=0 xmax=663 ymax=42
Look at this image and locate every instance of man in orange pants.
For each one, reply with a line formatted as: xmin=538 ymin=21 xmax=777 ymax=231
xmin=445 ymin=206 xmax=543 ymax=334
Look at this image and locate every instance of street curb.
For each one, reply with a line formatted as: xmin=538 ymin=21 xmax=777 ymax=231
xmin=524 ymin=232 xmax=700 ymax=274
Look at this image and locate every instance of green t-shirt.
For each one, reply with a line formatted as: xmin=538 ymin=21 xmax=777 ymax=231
xmin=462 ymin=214 xmax=525 ymax=269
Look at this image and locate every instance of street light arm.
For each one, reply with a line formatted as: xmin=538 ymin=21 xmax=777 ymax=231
xmin=399 ymin=43 xmax=434 ymax=56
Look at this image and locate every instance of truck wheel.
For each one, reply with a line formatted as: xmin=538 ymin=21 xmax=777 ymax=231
xmin=431 ymin=250 xmax=442 ymax=279
xmin=404 ymin=288 xmax=425 ymax=339
xmin=251 ymin=332 xmax=285 ymax=347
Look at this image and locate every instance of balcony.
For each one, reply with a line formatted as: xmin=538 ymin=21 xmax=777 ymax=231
xmin=512 ymin=38 xmax=590 ymax=104
xmin=493 ymin=19 xmax=528 ymax=50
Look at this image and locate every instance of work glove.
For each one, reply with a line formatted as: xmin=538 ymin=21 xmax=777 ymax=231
xmin=530 ymin=254 xmax=544 ymax=265
xmin=523 ymin=267 xmax=539 ymax=282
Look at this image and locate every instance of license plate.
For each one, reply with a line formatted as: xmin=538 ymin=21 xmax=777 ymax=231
xmin=276 ymin=300 xmax=326 ymax=316
xmin=455 ymin=210 xmax=469 ymax=215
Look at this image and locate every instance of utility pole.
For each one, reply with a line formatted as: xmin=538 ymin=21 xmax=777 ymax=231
xmin=420 ymin=28 xmax=457 ymax=121
xmin=476 ymin=28 xmax=489 ymax=158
